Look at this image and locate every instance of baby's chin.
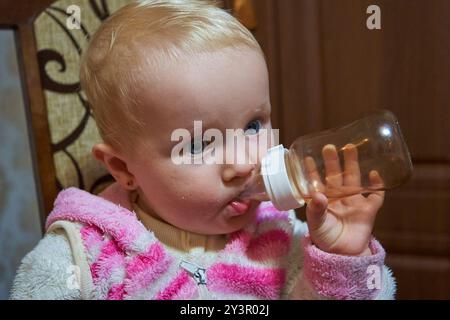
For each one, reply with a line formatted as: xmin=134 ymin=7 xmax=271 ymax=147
xmin=193 ymin=219 xmax=253 ymax=236
xmin=169 ymin=201 xmax=261 ymax=235
xmin=214 ymin=200 xmax=260 ymax=234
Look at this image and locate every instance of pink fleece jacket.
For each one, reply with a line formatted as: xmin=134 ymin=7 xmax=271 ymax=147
xmin=43 ymin=183 xmax=391 ymax=300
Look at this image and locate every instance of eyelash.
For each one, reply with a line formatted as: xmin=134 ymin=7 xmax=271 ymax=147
xmin=189 ymin=119 xmax=264 ymax=155
xmin=244 ymin=119 xmax=263 ymax=136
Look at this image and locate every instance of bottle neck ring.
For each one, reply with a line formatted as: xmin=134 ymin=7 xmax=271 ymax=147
xmin=261 ymin=145 xmax=305 ymax=211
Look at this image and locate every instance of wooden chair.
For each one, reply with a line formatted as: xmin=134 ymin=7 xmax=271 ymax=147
xmin=0 ymin=0 xmax=254 ymax=231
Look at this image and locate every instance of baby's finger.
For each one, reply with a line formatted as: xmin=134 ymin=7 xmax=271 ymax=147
xmin=343 ymin=144 xmax=361 ymax=187
xmin=367 ymin=170 xmax=385 ymax=211
xmin=304 ymin=156 xmax=325 ymax=193
xmin=322 ymin=144 xmax=343 ymax=188
xmin=306 ymin=192 xmax=328 ymax=232
xmin=369 ymin=169 xmax=384 ymax=189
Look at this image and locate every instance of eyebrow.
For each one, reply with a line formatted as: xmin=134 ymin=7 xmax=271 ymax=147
xmin=253 ymin=102 xmax=271 ymax=117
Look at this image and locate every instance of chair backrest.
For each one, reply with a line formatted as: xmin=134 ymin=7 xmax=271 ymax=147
xmin=34 ymin=0 xmax=133 ymax=196
xmin=30 ymin=0 xmax=135 ymax=228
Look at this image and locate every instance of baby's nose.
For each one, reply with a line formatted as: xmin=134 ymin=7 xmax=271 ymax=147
xmin=222 ymin=163 xmax=256 ymax=183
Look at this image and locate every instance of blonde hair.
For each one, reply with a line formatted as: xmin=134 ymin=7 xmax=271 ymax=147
xmin=80 ymin=0 xmax=262 ymax=152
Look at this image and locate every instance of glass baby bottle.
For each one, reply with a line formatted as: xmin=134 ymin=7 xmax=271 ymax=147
xmin=240 ymin=109 xmax=413 ymax=211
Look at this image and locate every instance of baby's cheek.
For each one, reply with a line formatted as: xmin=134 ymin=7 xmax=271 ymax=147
xmin=164 ymin=169 xmax=223 ymax=205
xmin=163 ymin=191 xmax=223 ymax=228
xmin=138 ymin=159 xmax=222 ymax=210
xmin=171 ymin=185 xmax=222 ymax=209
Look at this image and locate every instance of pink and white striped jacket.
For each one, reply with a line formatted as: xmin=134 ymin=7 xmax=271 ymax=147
xmin=44 ymin=183 xmax=394 ymax=300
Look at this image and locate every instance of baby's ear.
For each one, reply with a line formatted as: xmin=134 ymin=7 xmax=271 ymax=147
xmin=92 ymin=144 xmax=136 ymax=190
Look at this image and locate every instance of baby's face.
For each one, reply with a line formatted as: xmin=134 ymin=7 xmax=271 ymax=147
xmin=126 ymin=48 xmax=274 ymax=235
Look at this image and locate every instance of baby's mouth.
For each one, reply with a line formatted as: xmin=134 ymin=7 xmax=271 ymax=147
xmin=227 ymin=198 xmax=252 ymax=216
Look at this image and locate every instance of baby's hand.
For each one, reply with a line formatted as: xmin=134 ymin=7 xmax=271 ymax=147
xmin=304 ymin=144 xmax=385 ymax=256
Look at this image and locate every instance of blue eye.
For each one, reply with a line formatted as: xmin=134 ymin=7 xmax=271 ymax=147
xmin=190 ymin=139 xmax=209 ymax=155
xmin=244 ymin=119 xmax=263 ymax=135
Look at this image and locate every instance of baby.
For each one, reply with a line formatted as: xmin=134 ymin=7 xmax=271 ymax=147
xmin=10 ymin=0 xmax=395 ymax=300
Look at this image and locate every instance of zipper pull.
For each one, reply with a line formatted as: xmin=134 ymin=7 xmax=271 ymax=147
xmin=179 ymin=260 xmax=207 ymax=286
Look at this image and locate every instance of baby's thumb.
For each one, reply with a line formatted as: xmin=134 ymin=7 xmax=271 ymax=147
xmin=306 ymin=192 xmax=328 ymax=232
